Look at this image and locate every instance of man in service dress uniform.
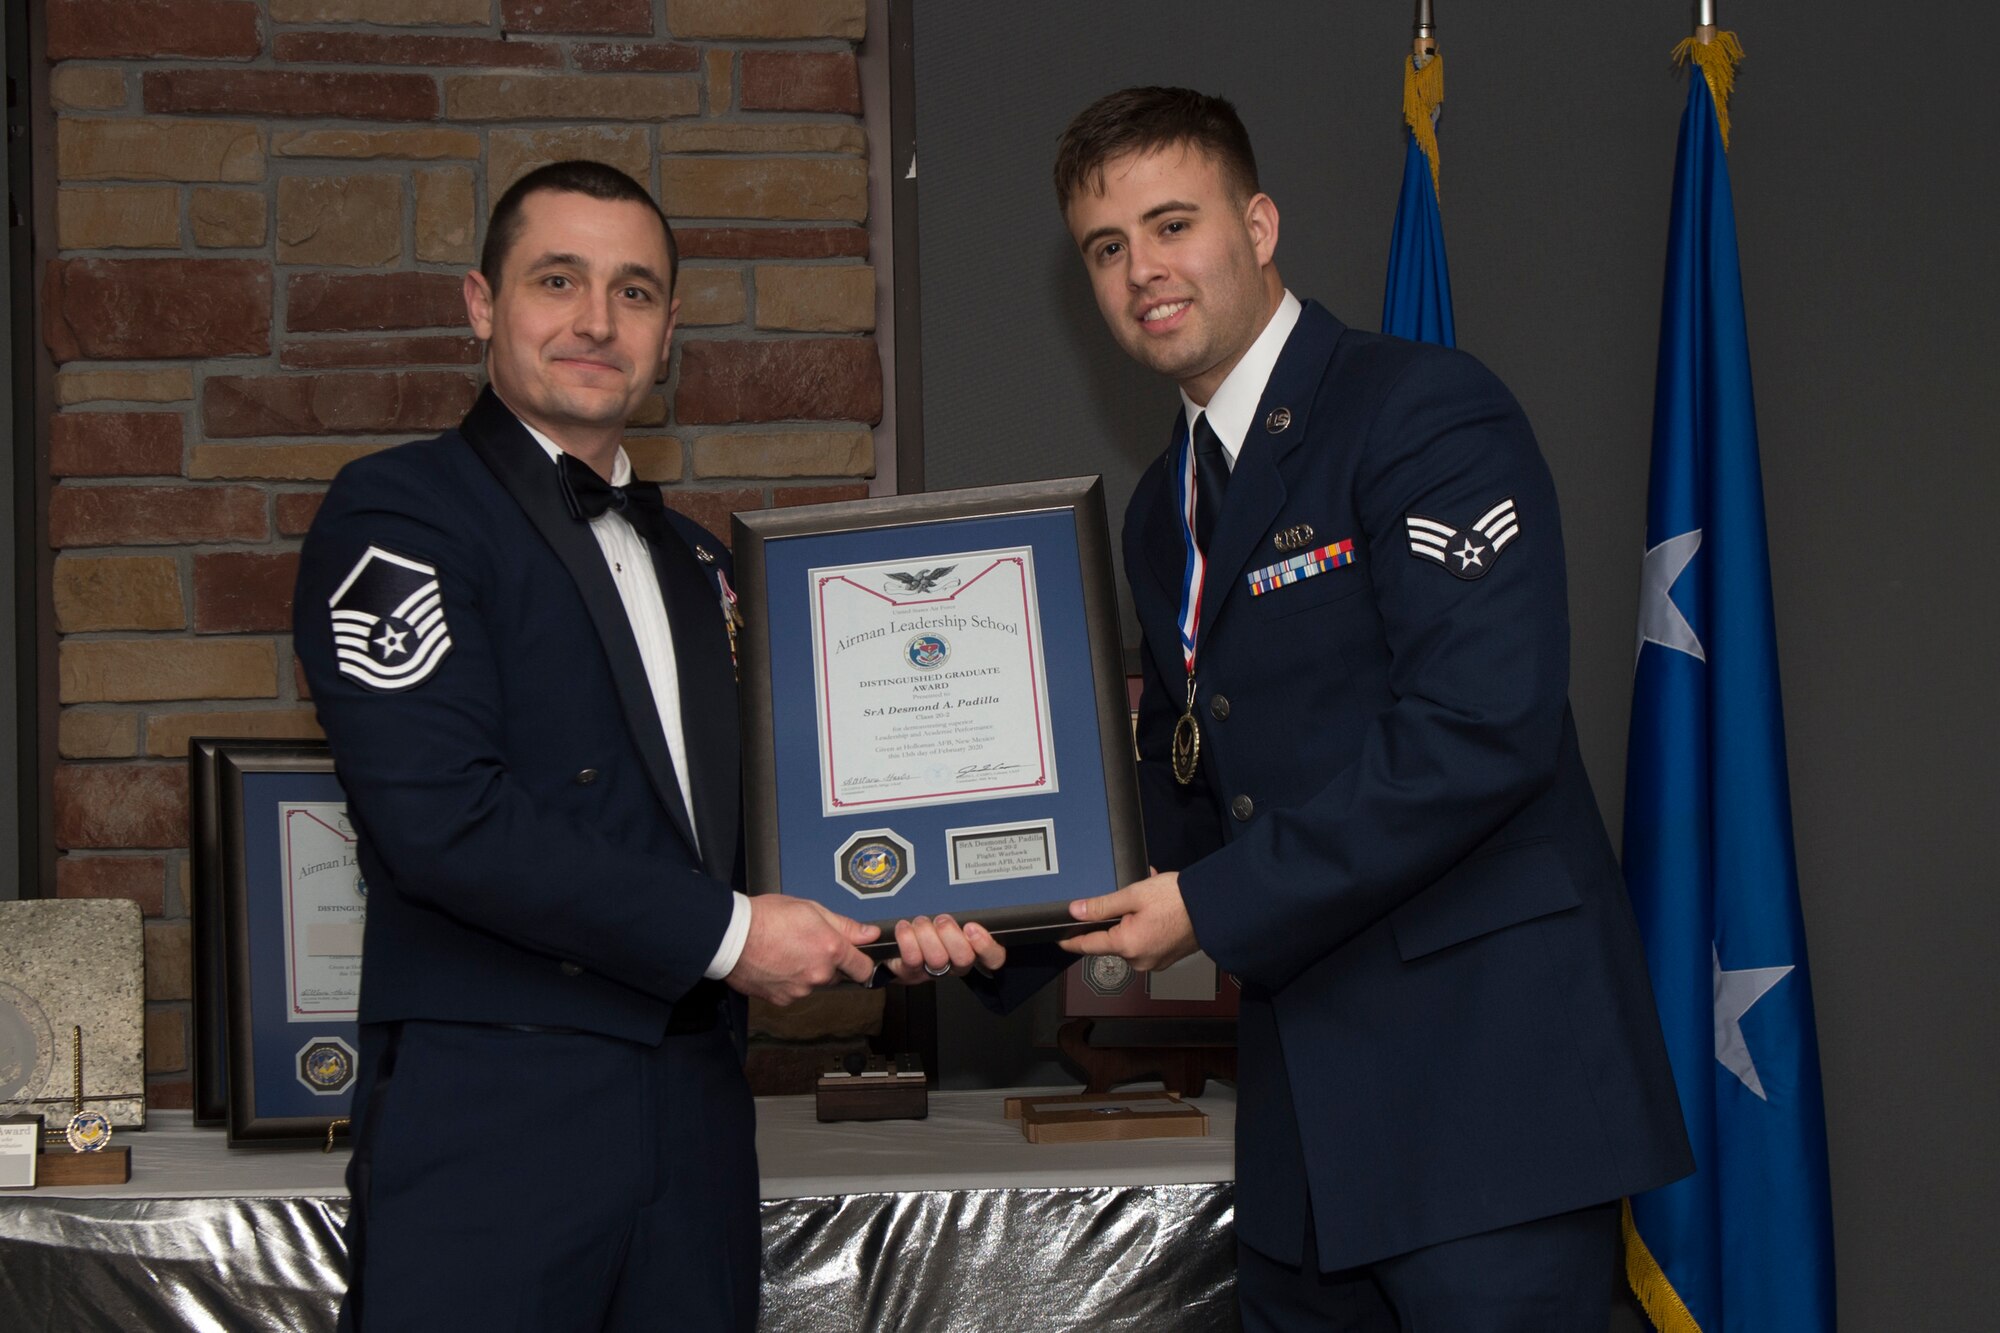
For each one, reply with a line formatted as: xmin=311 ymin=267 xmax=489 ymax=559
xmin=294 ymin=162 xmax=900 ymax=1331
xmin=1049 ymin=88 xmax=1697 ymax=1330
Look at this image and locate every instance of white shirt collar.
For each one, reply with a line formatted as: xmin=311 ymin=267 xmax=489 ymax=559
xmin=522 ymin=420 xmax=634 ymax=487
xmin=1179 ymin=289 xmax=1303 ymax=466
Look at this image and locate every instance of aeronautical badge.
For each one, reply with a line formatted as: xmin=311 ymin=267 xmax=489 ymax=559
xmin=327 ymin=545 xmax=454 ymax=691
xmin=296 ymin=1036 xmax=359 ymax=1097
xmin=1405 ymin=497 xmax=1521 ymax=580
xmin=1272 ymin=523 xmax=1316 ymax=553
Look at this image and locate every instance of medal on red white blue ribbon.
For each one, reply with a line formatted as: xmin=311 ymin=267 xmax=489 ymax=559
xmin=1171 ymin=420 xmax=1205 ymax=785
xmin=716 ymin=568 xmax=742 ymax=677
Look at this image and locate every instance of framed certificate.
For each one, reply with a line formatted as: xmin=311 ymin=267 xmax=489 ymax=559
xmin=210 ymin=741 xmax=364 ymax=1146
xmin=734 ymin=478 xmax=1147 ymax=954
xmin=191 ymin=736 xmax=331 ymax=1126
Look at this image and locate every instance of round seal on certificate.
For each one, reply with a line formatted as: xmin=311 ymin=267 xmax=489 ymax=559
xmin=833 ymin=829 xmax=915 ymax=899
xmin=297 ymin=1036 xmax=360 ymax=1096
xmin=1083 ymin=955 xmax=1134 ymax=997
xmin=904 ymin=633 xmax=950 ymax=670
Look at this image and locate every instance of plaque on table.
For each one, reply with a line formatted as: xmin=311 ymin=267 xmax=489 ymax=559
xmin=1002 ymin=1090 xmax=1208 ymax=1143
xmin=0 ymin=900 xmax=145 ymax=1131
xmin=733 ymin=478 xmax=1147 ymax=956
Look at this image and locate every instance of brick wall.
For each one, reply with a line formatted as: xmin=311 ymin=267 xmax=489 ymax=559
xmin=40 ymin=0 xmax=883 ymax=1107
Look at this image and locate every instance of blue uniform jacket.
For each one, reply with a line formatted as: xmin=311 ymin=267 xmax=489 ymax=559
xmin=1126 ymin=302 xmax=1693 ymax=1269
xmin=293 ymin=388 xmax=743 ymax=1044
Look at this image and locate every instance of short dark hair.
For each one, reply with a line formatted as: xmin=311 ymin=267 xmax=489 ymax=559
xmin=479 ymin=159 xmax=678 ymax=287
xmin=1054 ymin=87 xmax=1261 ymax=213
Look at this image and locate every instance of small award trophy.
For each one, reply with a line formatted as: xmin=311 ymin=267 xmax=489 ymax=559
xmin=36 ymin=1026 xmax=133 ymax=1187
xmin=814 ymin=1052 xmax=928 ymax=1123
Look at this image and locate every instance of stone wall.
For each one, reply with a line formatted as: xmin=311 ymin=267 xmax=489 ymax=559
xmin=40 ymin=0 xmax=882 ymax=1107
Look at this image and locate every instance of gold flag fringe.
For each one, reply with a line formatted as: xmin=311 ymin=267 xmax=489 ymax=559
xmin=1402 ymin=50 xmax=1444 ymax=197
xmin=1622 ymin=1198 xmax=1707 ymax=1333
xmin=1673 ymin=29 xmax=1745 ymax=149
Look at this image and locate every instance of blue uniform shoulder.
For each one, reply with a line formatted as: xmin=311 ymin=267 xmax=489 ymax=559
xmin=1327 ymin=325 xmax=1516 ymax=411
xmin=314 ymin=428 xmax=503 ymax=537
xmin=329 ymin=428 xmax=479 ymax=494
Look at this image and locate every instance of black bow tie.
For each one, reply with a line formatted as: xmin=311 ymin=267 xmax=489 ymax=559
xmin=556 ymin=450 xmax=671 ymax=547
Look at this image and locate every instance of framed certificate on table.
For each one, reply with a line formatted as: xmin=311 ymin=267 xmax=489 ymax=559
xmin=193 ymin=736 xmax=347 ymax=1126
xmin=209 ymin=741 xmax=364 ymax=1146
xmin=733 ymin=478 xmax=1147 ymax=955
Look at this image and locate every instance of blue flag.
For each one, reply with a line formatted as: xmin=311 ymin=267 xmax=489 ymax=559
xmin=1621 ymin=36 xmax=1837 ymax=1333
xmin=1382 ymin=54 xmax=1455 ymax=346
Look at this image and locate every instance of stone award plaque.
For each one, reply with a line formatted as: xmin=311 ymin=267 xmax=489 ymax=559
xmin=0 ymin=900 xmax=146 ymax=1129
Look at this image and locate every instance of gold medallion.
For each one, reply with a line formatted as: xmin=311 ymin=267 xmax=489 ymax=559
xmin=1172 ymin=675 xmax=1201 ymax=784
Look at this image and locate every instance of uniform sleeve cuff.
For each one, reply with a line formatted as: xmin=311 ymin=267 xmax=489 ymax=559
xmin=702 ymin=892 xmax=753 ymax=980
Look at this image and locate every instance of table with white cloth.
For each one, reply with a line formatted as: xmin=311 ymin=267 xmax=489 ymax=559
xmin=0 ymin=1086 xmax=1241 ymax=1331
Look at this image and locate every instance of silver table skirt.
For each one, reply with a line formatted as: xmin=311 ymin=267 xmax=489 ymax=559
xmin=0 ymin=1088 xmax=1241 ymax=1332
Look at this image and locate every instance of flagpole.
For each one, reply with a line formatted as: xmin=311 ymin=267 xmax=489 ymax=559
xmin=1383 ymin=0 xmax=1454 ymax=345
xmin=1696 ymin=0 xmax=1717 ymax=44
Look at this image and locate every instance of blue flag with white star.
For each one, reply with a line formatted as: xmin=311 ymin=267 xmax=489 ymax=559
xmin=1382 ymin=54 xmax=1454 ymax=347
xmin=1621 ymin=36 xmax=1836 ymax=1333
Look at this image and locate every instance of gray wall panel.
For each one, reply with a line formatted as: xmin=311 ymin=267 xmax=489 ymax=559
xmin=908 ymin=2 xmax=2000 ymax=1325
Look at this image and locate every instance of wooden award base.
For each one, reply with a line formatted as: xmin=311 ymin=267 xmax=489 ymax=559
xmin=814 ymin=1054 xmax=928 ymax=1122
xmin=1004 ymin=1090 xmax=1208 ymax=1144
xmin=1057 ymin=1018 xmax=1238 ymax=1097
xmin=37 ymin=1147 xmax=131 ymax=1187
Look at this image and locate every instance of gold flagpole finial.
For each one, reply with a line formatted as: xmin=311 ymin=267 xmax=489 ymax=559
xmin=1404 ymin=0 xmax=1444 ymax=193
xmin=1674 ymin=0 xmax=1743 ymax=148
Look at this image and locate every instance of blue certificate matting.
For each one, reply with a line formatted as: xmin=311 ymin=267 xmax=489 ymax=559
xmin=762 ymin=510 xmax=1117 ymax=923
xmin=241 ymin=770 xmax=360 ymax=1122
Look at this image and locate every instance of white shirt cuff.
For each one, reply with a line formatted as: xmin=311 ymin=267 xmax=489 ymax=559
xmin=703 ymin=891 xmax=753 ymax=980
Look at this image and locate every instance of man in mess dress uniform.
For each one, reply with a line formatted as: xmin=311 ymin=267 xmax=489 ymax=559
xmin=293 ymin=161 xmax=988 ymax=1332
xmin=1047 ymin=88 xmax=1696 ymax=1331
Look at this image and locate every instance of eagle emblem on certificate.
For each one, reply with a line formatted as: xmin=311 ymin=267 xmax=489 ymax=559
xmin=809 ymin=546 xmax=1059 ymax=817
xmin=1405 ymin=497 xmax=1521 ymax=580
xmin=328 ymin=545 xmax=454 ymax=690
xmin=882 ymin=566 xmax=959 ymax=595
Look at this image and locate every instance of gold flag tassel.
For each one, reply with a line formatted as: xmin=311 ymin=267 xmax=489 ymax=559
xmin=1673 ymin=28 xmax=1746 ymax=149
xmin=1402 ymin=44 xmax=1445 ymax=197
xmin=1621 ymin=1198 xmax=1707 ymax=1333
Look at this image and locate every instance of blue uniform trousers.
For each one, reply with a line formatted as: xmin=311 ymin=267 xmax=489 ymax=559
xmin=337 ymin=1017 xmax=759 ymax=1332
xmin=1237 ymin=1202 xmax=1620 ymax=1333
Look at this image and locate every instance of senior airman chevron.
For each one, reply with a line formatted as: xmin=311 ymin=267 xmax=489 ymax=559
xmin=328 ymin=545 xmax=454 ymax=691
xmin=1405 ymin=496 xmax=1520 ymax=580
xmin=1246 ymin=539 xmax=1357 ymax=595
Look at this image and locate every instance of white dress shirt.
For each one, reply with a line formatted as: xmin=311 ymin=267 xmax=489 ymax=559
xmin=1179 ymin=289 xmax=1303 ymax=468
xmin=525 ymin=424 xmax=751 ymax=980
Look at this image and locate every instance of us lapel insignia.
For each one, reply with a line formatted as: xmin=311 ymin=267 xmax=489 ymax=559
xmin=695 ymin=544 xmax=717 ymax=564
xmin=328 ymin=545 xmax=454 ymax=690
xmin=1264 ymin=407 xmax=1293 ymax=434
xmin=1272 ymin=523 xmax=1316 ymax=553
xmin=1405 ymin=497 xmax=1521 ymax=580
